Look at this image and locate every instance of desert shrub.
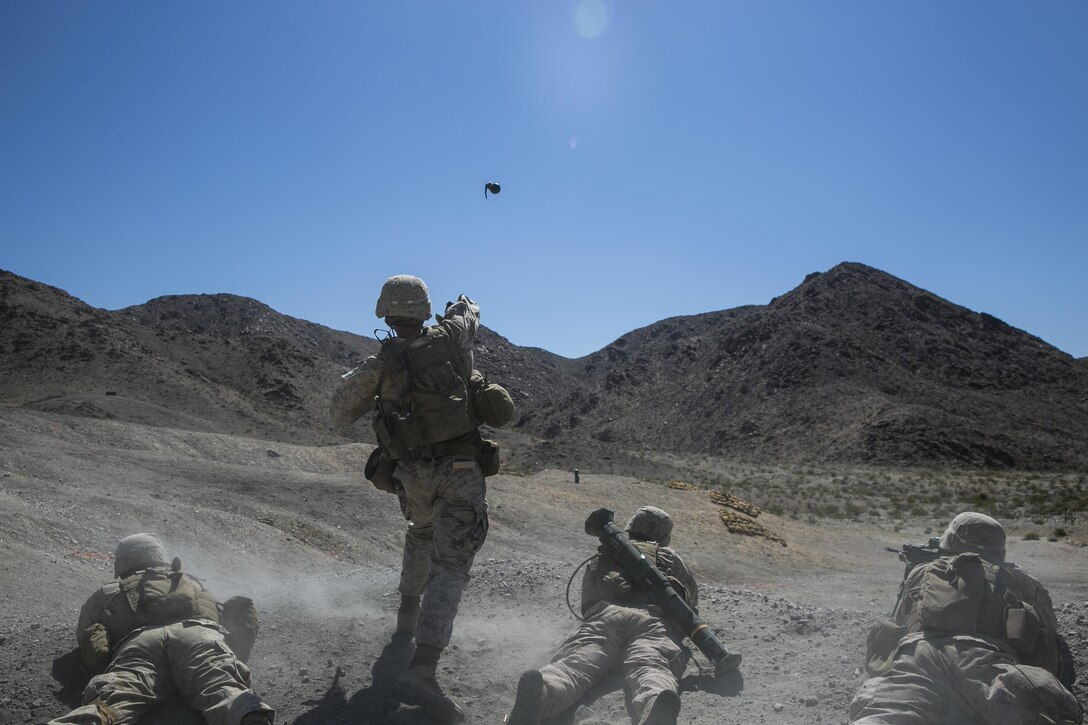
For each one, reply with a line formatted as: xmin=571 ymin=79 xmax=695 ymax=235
xmin=1023 ymin=532 xmax=1041 ymax=541
xmin=1052 ymin=527 xmax=1068 ymax=539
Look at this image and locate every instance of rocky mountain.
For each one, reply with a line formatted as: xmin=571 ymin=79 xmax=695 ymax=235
xmin=509 ymin=263 xmax=1088 ymax=470
xmin=2 ymin=263 xmax=1086 ymax=469
xmin=0 ymin=271 xmax=375 ymax=444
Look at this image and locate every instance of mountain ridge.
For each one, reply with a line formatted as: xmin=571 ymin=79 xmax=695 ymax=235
xmin=3 ymin=264 xmax=1086 ymax=470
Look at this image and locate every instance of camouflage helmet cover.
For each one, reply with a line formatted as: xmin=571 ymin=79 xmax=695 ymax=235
xmin=939 ymin=511 xmax=1006 ymax=561
xmin=114 ymin=533 xmax=170 ymax=578
xmin=626 ymin=506 xmax=673 ymax=547
xmin=375 ymin=275 xmax=431 ymax=321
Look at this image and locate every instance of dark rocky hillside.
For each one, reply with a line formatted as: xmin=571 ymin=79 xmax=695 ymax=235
xmin=511 ymin=263 xmax=1088 ymax=470
xmin=0 ymin=271 xmax=375 ymax=444
xmin=3 ymin=264 xmax=1086 ymax=469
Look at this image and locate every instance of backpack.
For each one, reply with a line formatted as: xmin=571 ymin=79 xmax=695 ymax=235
xmin=905 ymin=553 xmax=1045 ymax=658
xmin=119 ymin=564 xmax=208 ymax=627
xmin=374 ymin=329 xmax=477 ymax=457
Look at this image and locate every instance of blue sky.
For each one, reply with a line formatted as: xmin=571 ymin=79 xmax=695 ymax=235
xmin=2 ymin=1 xmax=1085 ymax=358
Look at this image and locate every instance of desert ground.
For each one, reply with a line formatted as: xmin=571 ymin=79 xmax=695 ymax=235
xmin=1 ymin=405 xmax=1085 ymax=725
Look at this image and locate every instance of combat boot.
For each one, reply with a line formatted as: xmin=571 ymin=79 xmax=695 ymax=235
xmin=392 ymin=644 xmax=464 ymax=722
xmin=505 ymin=669 xmax=543 ymax=725
xmin=396 ymin=594 xmax=420 ymax=637
xmin=637 ymin=689 xmax=681 ymax=725
xmin=240 ymin=711 xmax=275 ymax=725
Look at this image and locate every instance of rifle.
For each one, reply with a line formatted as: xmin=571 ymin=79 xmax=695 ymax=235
xmin=584 ymin=508 xmax=741 ymax=677
xmin=885 ymin=536 xmax=942 ymax=573
xmin=884 ymin=536 xmax=942 ymax=614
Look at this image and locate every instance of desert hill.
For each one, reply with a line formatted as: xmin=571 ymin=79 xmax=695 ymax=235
xmin=3 ymin=264 xmax=1087 ymax=470
xmin=513 ymin=263 xmax=1088 ymax=470
xmin=0 ymin=271 xmax=374 ymax=444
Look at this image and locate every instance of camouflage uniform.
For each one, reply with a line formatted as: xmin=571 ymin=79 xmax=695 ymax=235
xmin=49 ymin=534 xmax=272 ymax=725
xmin=514 ymin=508 xmax=698 ymax=725
xmin=330 ymin=294 xmax=484 ymax=650
xmin=850 ymin=513 xmax=1083 ymax=725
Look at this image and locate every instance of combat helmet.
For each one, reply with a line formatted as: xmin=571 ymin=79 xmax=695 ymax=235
xmin=114 ymin=533 xmax=170 ymax=578
xmin=375 ymin=275 xmax=431 ymax=321
xmin=939 ymin=512 xmax=1006 ymax=562
xmin=626 ymin=506 xmax=673 ymax=547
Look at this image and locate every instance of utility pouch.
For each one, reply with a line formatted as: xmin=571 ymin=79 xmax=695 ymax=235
xmin=1005 ymin=603 xmax=1042 ymax=656
xmin=478 ymin=438 xmax=501 ymax=477
xmin=364 ymin=447 xmax=399 ymax=493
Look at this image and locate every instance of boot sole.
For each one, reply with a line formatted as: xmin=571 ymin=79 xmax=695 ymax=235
xmin=392 ymin=679 xmax=464 ymax=723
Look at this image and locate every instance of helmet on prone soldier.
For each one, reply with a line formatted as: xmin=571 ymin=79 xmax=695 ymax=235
xmin=114 ymin=533 xmax=170 ymax=578
xmin=939 ymin=511 xmax=1006 ymax=562
xmin=375 ymin=275 xmax=431 ymax=322
xmin=626 ymin=506 xmax=673 ymax=547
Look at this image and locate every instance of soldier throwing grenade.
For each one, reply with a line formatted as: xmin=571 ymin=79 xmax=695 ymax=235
xmin=331 ymin=275 xmax=495 ymax=722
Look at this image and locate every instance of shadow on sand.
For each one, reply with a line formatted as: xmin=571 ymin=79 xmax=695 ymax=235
xmin=292 ymin=634 xmax=434 ymax=725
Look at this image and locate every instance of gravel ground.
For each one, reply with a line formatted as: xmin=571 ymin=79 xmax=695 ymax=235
xmin=1 ymin=407 xmax=1084 ymax=725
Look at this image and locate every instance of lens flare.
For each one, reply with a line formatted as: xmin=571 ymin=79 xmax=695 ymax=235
xmin=569 ymin=137 xmax=578 ymax=150
xmin=573 ymin=0 xmax=609 ymax=40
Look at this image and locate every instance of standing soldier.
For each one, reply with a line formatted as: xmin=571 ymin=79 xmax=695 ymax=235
xmin=850 ymin=512 xmax=1083 ymax=724
xmin=331 ymin=275 xmax=490 ymax=722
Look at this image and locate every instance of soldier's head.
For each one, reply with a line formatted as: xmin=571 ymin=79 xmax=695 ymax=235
xmin=626 ymin=506 xmax=673 ymax=547
xmin=939 ymin=512 xmax=1006 ymax=562
xmin=113 ymin=533 xmax=170 ymax=578
xmin=376 ymin=275 xmax=430 ymax=337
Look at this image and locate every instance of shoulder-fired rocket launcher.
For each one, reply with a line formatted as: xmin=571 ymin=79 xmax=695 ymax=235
xmin=584 ymin=508 xmax=741 ymax=677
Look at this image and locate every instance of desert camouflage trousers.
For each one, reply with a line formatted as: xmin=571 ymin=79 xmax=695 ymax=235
xmin=537 ymin=604 xmax=689 ymax=721
xmin=49 ymin=620 xmax=273 ymax=725
xmin=397 ymin=454 xmax=488 ymax=649
xmin=849 ymin=634 xmax=1083 ymax=725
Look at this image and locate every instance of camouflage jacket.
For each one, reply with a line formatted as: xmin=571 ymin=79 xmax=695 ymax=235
xmin=890 ymin=555 xmax=1062 ymax=676
xmin=76 ymin=566 xmax=220 ymax=675
xmin=581 ymin=541 xmax=699 ymax=617
xmin=330 ymin=295 xmax=479 ymax=428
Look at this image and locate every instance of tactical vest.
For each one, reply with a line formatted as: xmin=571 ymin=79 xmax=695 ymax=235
xmin=905 ymin=553 xmax=1053 ymax=662
xmin=103 ymin=566 xmax=220 ymax=646
xmin=373 ymin=328 xmax=477 ymax=459
xmin=594 ymin=540 xmax=663 ymax=605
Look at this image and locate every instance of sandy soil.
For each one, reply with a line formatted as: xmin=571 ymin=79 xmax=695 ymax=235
xmin=1 ymin=406 xmax=1084 ymax=725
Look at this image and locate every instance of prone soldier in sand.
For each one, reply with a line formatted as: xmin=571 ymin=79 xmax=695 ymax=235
xmin=331 ymin=275 xmax=512 ymax=722
xmin=507 ymin=507 xmax=741 ymax=725
xmin=48 ymin=533 xmax=273 ymax=725
xmin=850 ymin=512 xmax=1083 ymax=724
